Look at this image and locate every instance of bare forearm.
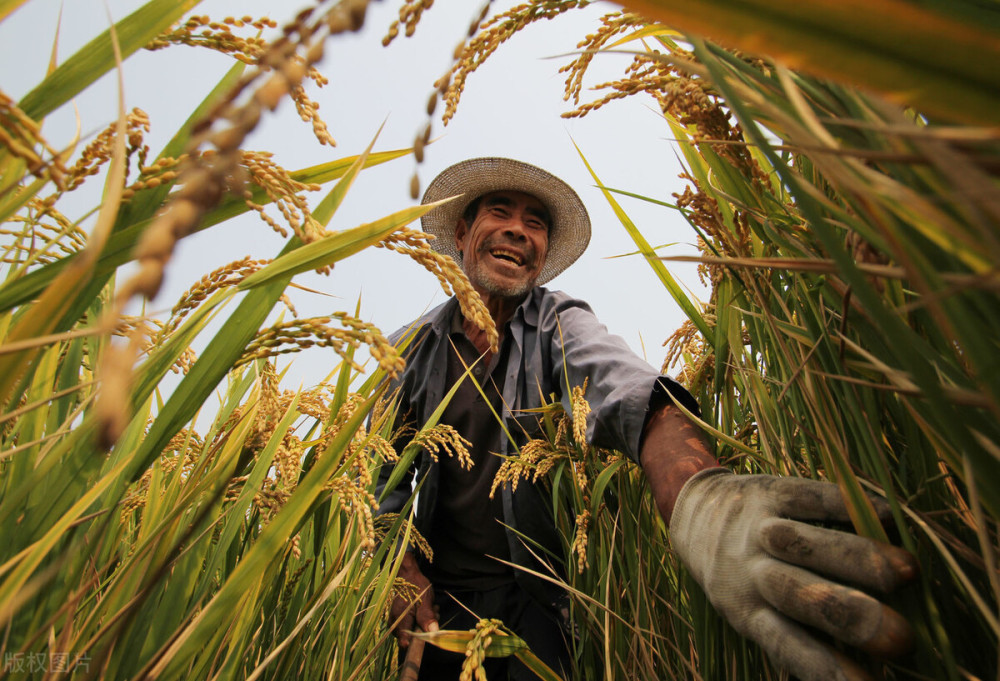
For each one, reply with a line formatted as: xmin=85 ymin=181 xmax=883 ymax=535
xmin=639 ymin=404 xmax=721 ymax=524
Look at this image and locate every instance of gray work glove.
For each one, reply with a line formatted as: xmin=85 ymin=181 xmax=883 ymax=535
xmin=670 ymin=468 xmax=917 ymax=681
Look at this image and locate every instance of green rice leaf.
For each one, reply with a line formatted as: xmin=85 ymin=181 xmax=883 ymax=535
xmin=18 ymin=0 xmax=203 ymax=120
xmin=573 ymin=140 xmax=714 ymax=343
xmin=237 ymin=199 xmax=452 ymax=290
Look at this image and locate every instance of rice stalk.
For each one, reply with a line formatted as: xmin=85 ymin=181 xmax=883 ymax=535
xmin=431 ymin=2 xmax=1000 ymax=678
xmin=0 ymin=2 xmax=494 ymax=679
xmin=555 ymin=16 xmax=998 ymax=679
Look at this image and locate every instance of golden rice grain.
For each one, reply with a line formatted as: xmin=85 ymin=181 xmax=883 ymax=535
xmin=147 ymin=14 xmax=278 ymax=65
xmin=1 ymin=201 xmax=87 ymax=265
xmin=570 ymin=377 xmax=589 ymax=448
xmin=460 ymin=619 xmax=507 ymax=681
xmin=410 ymin=424 xmax=473 ymax=469
xmin=94 ymin=336 xmax=140 ymax=449
xmin=163 ymin=257 xmax=269 ymax=336
xmin=378 ymin=228 xmax=498 ymax=350
xmin=0 ymin=89 xmax=69 ymax=190
xmin=439 ymin=1 xmax=589 ymax=126
xmin=237 ymin=314 xmax=405 ymax=379
xmin=571 ymin=508 xmax=590 ymax=573
xmin=381 ymin=0 xmax=434 ymax=46
xmin=490 ymin=438 xmax=557 ymax=498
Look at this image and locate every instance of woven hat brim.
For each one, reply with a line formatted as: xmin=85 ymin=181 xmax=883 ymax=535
xmin=420 ymin=158 xmax=591 ymax=285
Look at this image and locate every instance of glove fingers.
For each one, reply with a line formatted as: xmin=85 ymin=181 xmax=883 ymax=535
xmin=761 ymin=518 xmax=919 ymax=593
xmin=743 ymin=608 xmax=874 ymax=681
xmin=767 ymin=477 xmax=902 ymax=530
xmin=766 ymin=476 xmax=861 ymax=522
xmin=753 ymin=560 xmax=913 ymax=657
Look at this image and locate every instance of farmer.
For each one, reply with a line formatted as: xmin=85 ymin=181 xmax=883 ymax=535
xmin=376 ymin=158 xmax=916 ymax=680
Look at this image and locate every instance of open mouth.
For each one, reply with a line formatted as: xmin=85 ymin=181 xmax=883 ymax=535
xmin=489 ymin=248 xmax=525 ymax=266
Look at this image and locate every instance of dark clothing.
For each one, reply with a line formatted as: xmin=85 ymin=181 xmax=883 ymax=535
xmin=376 ymin=287 xmax=698 ymax=676
xmin=425 ymin=316 xmax=512 ymax=589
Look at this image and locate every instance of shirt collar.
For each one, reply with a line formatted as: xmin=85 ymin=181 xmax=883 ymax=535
xmin=431 ymin=286 xmax=546 ymax=338
xmin=426 ymin=296 xmax=461 ymax=338
xmin=520 ymin=287 xmax=542 ymax=328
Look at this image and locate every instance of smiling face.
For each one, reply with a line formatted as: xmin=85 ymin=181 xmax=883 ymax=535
xmin=454 ymin=190 xmax=551 ymax=304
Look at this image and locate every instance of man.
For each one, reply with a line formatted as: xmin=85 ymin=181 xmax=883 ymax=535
xmin=376 ymin=158 xmax=916 ymax=680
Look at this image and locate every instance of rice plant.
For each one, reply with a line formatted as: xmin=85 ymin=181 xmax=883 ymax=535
xmin=0 ymin=1 xmax=494 ymax=679
xmin=4 ymin=1 xmax=999 ymax=680
xmin=420 ymin=1 xmax=1000 ymax=679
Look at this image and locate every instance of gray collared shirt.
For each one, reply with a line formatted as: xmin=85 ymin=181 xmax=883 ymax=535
xmin=375 ymin=286 xmax=697 ymax=603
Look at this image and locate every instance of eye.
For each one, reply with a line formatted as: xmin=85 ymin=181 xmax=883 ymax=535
xmin=525 ymin=216 xmax=547 ymax=231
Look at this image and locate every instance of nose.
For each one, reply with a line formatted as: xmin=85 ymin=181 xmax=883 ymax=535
xmin=502 ymin=213 xmax=528 ymax=240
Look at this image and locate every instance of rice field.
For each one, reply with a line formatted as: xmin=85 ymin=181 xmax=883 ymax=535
xmin=1 ymin=1 xmax=997 ymax=680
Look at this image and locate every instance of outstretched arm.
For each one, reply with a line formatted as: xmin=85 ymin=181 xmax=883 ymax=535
xmin=638 ymin=403 xmax=721 ymax=524
xmin=638 ymin=403 xmax=918 ymax=681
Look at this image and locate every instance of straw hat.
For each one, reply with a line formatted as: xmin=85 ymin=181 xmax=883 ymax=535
xmin=420 ymin=157 xmax=591 ymax=285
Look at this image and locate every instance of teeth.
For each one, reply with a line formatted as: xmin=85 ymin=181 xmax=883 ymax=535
xmin=490 ymin=249 xmax=523 ymax=265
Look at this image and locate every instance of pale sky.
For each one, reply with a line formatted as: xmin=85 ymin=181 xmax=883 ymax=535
xmin=1 ymin=0 xmax=707 ymax=392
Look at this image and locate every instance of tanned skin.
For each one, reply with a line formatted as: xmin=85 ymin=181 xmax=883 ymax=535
xmin=455 ymin=190 xmax=550 ymax=356
xmin=638 ymin=403 xmax=720 ymax=525
xmin=390 ymin=190 xmax=718 ymax=647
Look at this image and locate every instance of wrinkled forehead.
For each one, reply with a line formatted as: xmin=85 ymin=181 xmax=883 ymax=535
xmin=477 ymin=190 xmax=552 ymax=226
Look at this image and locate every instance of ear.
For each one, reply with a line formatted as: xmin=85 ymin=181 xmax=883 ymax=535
xmin=454 ymin=219 xmax=468 ymax=252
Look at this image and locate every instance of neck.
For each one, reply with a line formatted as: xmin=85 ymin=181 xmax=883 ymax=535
xmin=481 ymin=288 xmax=525 ymax=330
xmin=462 ymin=286 xmax=526 ymax=355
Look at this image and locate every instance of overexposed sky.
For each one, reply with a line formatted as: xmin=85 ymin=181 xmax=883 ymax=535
xmin=1 ymin=0 xmax=707 ymax=392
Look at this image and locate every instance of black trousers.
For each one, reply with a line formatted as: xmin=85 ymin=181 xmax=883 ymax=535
xmin=411 ymin=581 xmax=570 ymax=680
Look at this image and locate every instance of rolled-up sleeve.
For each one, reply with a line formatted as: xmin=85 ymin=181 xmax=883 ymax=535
xmin=541 ymin=294 xmax=698 ymax=463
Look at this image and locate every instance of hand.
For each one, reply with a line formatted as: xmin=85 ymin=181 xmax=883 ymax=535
xmin=390 ymin=551 xmax=439 ymax=648
xmin=669 ymin=469 xmax=918 ymax=681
